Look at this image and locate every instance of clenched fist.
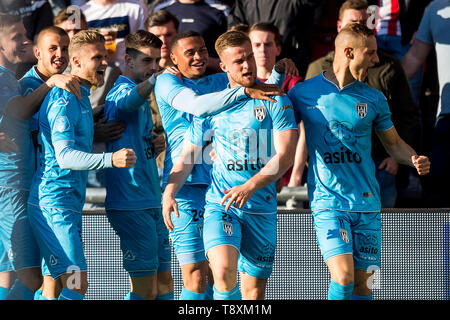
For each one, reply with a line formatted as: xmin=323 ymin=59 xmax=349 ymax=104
xmin=112 ymin=148 xmax=136 ymax=168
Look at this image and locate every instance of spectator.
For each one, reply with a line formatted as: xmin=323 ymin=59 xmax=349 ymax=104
xmin=402 ymin=0 xmax=450 ymax=207
xmin=145 ymin=9 xmax=179 ymax=181
xmin=227 ymin=0 xmax=324 ymax=77
xmin=247 ymin=22 xmax=306 ymax=189
xmin=152 ymin=0 xmax=228 ymax=73
xmin=305 ymin=0 xmax=420 ymax=208
xmin=145 ymin=9 xmax=179 ymax=69
xmin=81 ymin=0 xmax=149 ymax=72
xmin=371 ymin=0 xmax=431 ymax=104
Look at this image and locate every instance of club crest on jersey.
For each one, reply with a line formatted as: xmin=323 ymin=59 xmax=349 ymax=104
xmin=339 ymin=228 xmax=350 ymax=243
xmin=253 ymin=105 xmax=266 ymax=122
xmin=356 ymin=103 xmax=367 ymax=119
xmin=222 ymin=221 xmax=233 ymax=236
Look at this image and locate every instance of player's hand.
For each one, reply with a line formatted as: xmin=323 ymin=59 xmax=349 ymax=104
xmin=150 ymin=132 xmax=166 ymax=155
xmin=244 ymin=82 xmax=283 ymax=103
xmin=94 ymin=117 xmax=126 ymax=142
xmin=0 ymin=132 xmax=18 ymax=154
xmin=162 ymin=192 xmax=179 ymax=231
xmin=378 ymin=157 xmax=399 ymax=175
xmin=163 ymin=66 xmax=183 ymax=80
xmin=47 ymin=74 xmax=82 ymax=99
xmin=112 ymin=148 xmax=136 ymax=168
xmin=274 ymin=58 xmax=299 ymax=77
xmin=412 ymin=155 xmax=430 ymax=175
xmin=220 ymin=182 xmax=256 ymax=212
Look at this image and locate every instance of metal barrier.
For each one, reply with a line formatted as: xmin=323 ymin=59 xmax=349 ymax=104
xmin=81 ymin=207 xmax=450 ymax=300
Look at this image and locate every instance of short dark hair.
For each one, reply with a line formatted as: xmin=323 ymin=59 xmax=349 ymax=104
xmin=338 ymin=0 xmax=369 ymax=21
xmin=0 ymin=13 xmax=21 ymax=33
xmin=125 ymin=30 xmax=163 ymax=57
xmin=249 ymin=22 xmax=282 ymax=46
xmin=145 ymin=9 xmax=179 ymax=31
xmin=168 ymin=30 xmax=202 ymax=52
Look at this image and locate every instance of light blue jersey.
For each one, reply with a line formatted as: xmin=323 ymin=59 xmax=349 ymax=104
xmin=189 ymin=94 xmax=298 ymax=214
xmin=20 ymin=66 xmax=44 ymax=132
xmin=28 ymin=85 xmax=113 ymax=213
xmin=0 ymin=65 xmax=33 ymax=190
xmin=104 ymin=75 xmax=161 ymax=210
xmin=288 ymin=72 xmax=394 ymax=212
xmin=155 ymin=72 xmax=229 ymax=187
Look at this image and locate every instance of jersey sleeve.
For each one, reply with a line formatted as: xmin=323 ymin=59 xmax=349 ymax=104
xmin=49 ymin=94 xmax=112 ymax=170
xmin=106 ymin=82 xmax=147 ymax=113
xmin=187 ymin=116 xmax=211 ymax=147
xmin=267 ymin=95 xmax=298 ymax=133
xmin=374 ymin=92 xmax=394 ymax=132
xmin=287 ymin=85 xmax=303 ymax=124
xmin=155 ymin=73 xmax=248 ymax=117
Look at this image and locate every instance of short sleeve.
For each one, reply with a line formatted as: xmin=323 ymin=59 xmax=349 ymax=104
xmin=267 ymin=95 xmax=298 ymax=132
xmin=374 ymin=92 xmax=394 ymax=132
xmin=416 ymin=4 xmax=433 ymax=45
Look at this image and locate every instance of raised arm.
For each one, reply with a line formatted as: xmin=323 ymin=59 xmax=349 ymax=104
xmin=6 ymin=74 xmax=81 ymax=121
xmin=401 ymin=39 xmax=432 ymax=80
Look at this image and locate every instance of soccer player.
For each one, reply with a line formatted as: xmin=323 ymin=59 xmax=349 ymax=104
xmin=0 ymin=13 xmax=80 ymax=300
xmin=27 ymin=30 xmax=136 ymax=300
xmin=288 ymin=23 xmax=430 ymax=300
xmin=155 ymin=30 xmax=295 ymax=300
xmin=103 ymin=30 xmax=174 ymax=300
xmin=19 ymin=25 xmax=70 ymax=300
xmin=162 ymin=30 xmax=298 ymax=300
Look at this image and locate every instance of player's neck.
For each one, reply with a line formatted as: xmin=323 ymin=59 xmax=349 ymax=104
xmin=328 ymin=63 xmax=356 ymax=89
xmin=35 ymin=65 xmax=51 ymax=82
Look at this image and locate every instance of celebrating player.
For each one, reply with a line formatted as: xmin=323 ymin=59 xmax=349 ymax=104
xmin=103 ymin=30 xmax=174 ymax=300
xmin=162 ymin=30 xmax=298 ymax=300
xmin=27 ymin=30 xmax=136 ymax=300
xmin=288 ymin=23 xmax=430 ymax=300
xmin=0 ymin=13 xmax=80 ymax=300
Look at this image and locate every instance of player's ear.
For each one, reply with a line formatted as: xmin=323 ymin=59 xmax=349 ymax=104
xmin=34 ymin=45 xmax=41 ymax=61
xmin=219 ymin=61 xmax=227 ymax=73
xmin=170 ymin=52 xmax=177 ymax=66
xmin=71 ymin=55 xmax=81 ymax=69
xmin=345 ymin=47 xmax=354 ymax=60
xmin=125 ymin=53 xmax=133 ymax=67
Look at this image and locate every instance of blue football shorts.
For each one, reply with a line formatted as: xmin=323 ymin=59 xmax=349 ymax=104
xmin=169 ymin=184 xmax=208 ymax=266
xmin=203 ymin=201 xmax=277 ymax=279
xmin=0 ymin=187 xmax=40 ymax=273
xmin=106 ymin=208 xmax=171 ymax=277
xmin=312 ymin=209 xmax=381 ymax=271
xmin=27 ymin=203 xmax=86 ymax=279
